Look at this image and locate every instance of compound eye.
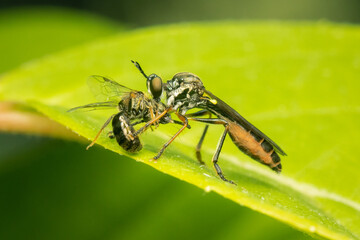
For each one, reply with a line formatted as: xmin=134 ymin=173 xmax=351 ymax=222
xmin=148 ymin=74 xmax=163 ymax=99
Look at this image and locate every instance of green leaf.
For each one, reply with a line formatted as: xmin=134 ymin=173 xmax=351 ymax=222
xmin=1 ymin=22 xmax=359 ymax=240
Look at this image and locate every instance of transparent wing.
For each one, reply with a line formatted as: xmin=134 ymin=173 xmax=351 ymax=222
xmin=68 ymin=101 xmax=118 ymax=112
xmin=87 ymin=75 xmax=134 ymax=102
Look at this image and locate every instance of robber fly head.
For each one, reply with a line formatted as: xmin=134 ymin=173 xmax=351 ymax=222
xmin=165 ymin=72 xmax=205 ymax=112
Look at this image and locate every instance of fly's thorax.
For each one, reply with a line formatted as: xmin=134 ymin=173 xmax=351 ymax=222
xmin=165 ymin=72 xmax=205 ymax=110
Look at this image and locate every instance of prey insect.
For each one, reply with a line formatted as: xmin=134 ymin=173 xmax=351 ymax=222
xmin=138 ymin=69 xmax=287 ymax=185
xmin=68 ymin=63 xmax=184 ymax=152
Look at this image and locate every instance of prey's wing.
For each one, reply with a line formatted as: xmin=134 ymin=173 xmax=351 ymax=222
xmin=87 ymin=75 xmax=133 ymax=102
xmin=68 ymin=101 xmax=118 ymax=112
xmin=69 ymin=75 xmax=131 ymax=112
xmin=204 ymin=89 xmax=286 ymax=156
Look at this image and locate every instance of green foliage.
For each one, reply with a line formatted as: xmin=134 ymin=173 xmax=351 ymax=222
xmin=1 ymin=17 xmax=359 ymax=240
xmin=0 ymin=7 xmax=123 ymax=73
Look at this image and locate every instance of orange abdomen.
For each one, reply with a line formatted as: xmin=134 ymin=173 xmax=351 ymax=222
xmin=227 ymin=122 xmax=282 ymax=172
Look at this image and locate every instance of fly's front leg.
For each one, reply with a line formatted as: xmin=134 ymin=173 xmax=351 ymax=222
xmin=153 ymin=112 xmax=188 ymax=160
xmin=187 ymin=117 xmax=236 ymax=185
xmin=133 ymin=107 xmax=172 ymax=137
xmin=149 ymin=106 xmax=159 ymax=130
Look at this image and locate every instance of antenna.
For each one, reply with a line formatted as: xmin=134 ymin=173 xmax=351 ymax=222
xmin=131 ymin=60 xmax=148 ymax=79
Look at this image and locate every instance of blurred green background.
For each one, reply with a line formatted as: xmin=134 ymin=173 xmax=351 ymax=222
xmin=2 ymin=0 xmax=360 ymax=26
xmin=0 ymin=1 xmax=358 ymax=239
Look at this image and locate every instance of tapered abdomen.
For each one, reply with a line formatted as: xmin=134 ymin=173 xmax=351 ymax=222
xmin=227 ymin=121 xmax=282 ymax=172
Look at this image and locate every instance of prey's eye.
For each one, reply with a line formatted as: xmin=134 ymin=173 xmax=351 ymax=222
xmin=147 ymin=74 xmax=163 ymax=99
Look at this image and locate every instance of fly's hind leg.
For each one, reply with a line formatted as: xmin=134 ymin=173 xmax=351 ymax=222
xmin=186 ymin=110 xmax=212 ymax=165
xmin=212 ymin=125 xmax=235 ymax=185
xmin=187 ymin=117 xmax=236 ymax=185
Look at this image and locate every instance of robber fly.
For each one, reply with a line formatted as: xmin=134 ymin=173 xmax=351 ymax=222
xmin=68 ymin=62 xmax=182 ymax=152
xmin=137 ymin=70 xmax=286 ymax=185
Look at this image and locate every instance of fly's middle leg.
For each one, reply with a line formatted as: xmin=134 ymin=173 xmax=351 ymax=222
xmin=153 ymin=112 xmax=188 ymax=160
xmin=187 ymin=117 xmax=236 ymax=185
xmin=195 ymin=125 xmax=208 ymax=165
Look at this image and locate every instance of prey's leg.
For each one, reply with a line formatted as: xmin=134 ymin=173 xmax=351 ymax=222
xmin=87 ymin=114 xmax=116 ymax=150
